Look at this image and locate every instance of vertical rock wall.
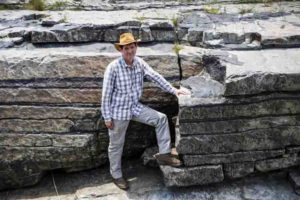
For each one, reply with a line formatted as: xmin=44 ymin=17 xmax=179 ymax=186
xmin=160 ymin=48 xmax=300 ymax=187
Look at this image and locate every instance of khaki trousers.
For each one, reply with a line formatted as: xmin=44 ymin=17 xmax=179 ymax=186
xmin=108 ymin=106 xmax=171 ymax=179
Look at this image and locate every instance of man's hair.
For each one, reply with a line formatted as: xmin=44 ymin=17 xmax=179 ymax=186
xmin=119 ymin=42 xmax=137 ymax=49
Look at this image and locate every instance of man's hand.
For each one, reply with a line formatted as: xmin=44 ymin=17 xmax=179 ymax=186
xmin=175 ymin=88 xmax=190 ymax=96
xmin=105 ymin=120 xmax=114 ymax=130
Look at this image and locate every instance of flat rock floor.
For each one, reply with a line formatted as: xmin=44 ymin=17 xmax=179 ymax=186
xmin=0 ymin=159 xmax=299 ymax=200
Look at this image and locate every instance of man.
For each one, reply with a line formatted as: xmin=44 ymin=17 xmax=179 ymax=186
xmin=101 ymin=33 xmax=188 ymax=190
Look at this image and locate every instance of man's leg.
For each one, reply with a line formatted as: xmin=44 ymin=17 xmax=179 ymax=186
xmin=108 ymin=119 xmax=130 ymax=179
xmin=132 ymin=106 xmax=171 ymax=154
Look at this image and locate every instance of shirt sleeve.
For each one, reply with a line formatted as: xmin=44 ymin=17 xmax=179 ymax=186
xmin=141 ymin=59 xmax=176 ymax=95
xmin=101 ymin=63 xmax=116 ymax=121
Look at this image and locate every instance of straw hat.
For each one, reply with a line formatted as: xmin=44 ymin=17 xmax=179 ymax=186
xmin=114 ymin=32 xmax=140 ymax=51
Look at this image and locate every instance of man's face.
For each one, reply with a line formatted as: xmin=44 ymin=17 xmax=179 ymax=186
xmin=120 ymin=43 xmax=137 ymax=62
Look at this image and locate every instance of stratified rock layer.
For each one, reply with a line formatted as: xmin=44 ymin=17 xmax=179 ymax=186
xmin=1 ymin=0 xmax=300 ymax=190
xmin=170 ymin=47 xmax=300 ymax=187
xmin=0 ymin=43 xmax=179 ymax=190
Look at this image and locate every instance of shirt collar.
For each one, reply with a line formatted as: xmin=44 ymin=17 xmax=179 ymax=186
xmin=120 ymin=56 xmax=137 ymax=68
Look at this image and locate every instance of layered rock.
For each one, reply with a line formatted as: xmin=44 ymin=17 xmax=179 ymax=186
xmin=159 ymin=47 xmax=300 ymax=187
xmin=1 ymin=0 xmax=300 ymax=191
xmin=1 ymin=2 xmax=300 ymax=49
xmin=0 ymin=43 xmax=180 ymax=190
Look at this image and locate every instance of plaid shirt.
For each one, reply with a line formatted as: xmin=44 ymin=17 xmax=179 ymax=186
xmin=101 ymin=56 xmax=176 ymax=121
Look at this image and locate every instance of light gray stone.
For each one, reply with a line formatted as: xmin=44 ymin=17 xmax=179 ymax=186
xmin=224 ymin=162 xmax=254 ymax=179
xmin=139 ymin=25 xmax=154 ymax=42
xmin=179 ymin=93 xmax=300 ymax=121
xmin=179 ymin=115 xmax=300 ymax=135
xmin=183 ymin=150 xmax=285 ymax=166
xmin=255 ymin=155 xmax=300 ymax=172
xmin=225 ymin=49 xmax=300 ymax=96
xmin=178 ymin=46 xmax=206 ymax=79
xmin=176 ymin=126 xmax=300 ymax=154
xmin=226 ymin=72 xmax=300 ymax=96
xmin=160 ymin=165 xmax=224 ymax=187
xmin=0 ymin=119 xmax=98 ymax=133
xmin=0 ymin=44 xmax=179 ymax=81
xmin=0 ymin=106 xmax=99 ymax=119
xmin=180 ymin=72 xmax=225 ymax=98
xmin=186 ymin=28 xmax=203 ymax=46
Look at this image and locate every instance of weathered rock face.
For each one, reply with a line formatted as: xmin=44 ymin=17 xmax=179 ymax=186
xmin=163 ymin=47 xmax=300 ymax=187
xmin=1 ymin=2 xmax=300 ymax=49
xmin=1 ymin=0 xmax=300 ymax=191
xmin=0 ymin=43 xmax=180 ymax=190
xmin=160 ymin=165 xmax=224 ymax=187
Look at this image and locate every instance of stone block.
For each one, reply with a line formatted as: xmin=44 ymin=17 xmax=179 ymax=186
xmin=255 ymin=155 xmax=300 ymax=172
xmin=176 ymin=126 xmax=300 ymax=154
xmin=224 ymin=162 xmax=254 ymax=179
xmin=179 ymin=93 xmax=300 ymax=122
xmin=288 ymin=169 xmax=300 ymax=195
xmin=179 ymin=115 xmax=300 ymax=135
xmin=160 ymin=165 xmax=224 ymax=187
xmin=183 ymin=150 xmax=284 ymax=166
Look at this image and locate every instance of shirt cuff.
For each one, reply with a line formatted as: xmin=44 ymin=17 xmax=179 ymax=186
xmin=170 ymin=87 xmax=177 ymax=96
xmin=103 ymin=117 xmax=112 ymax=121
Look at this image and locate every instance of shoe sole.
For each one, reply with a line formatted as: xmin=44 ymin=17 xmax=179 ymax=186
xmin=156 ymin=160 xmax=182 ymax=167
xmin=113 ymin=179 xmax=129 ymax=190
xmin=113 ymin=182 xmax=129 ymax=190
xmin=153 ymin=155 xmax=183 ymax=167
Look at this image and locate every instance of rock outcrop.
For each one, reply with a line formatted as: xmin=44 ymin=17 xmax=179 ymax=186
xmin=1 ymin=0 xmax=300 ymax=191
xmin=160 ymin=47 xmax=300 ymax=187
xmin=0 ymin=44 xmax=180 ymax=190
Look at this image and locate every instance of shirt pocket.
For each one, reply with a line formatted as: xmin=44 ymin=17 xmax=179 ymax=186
xmin=116 ymin=75 xmax=131 ymax=94
xmin=135 ymin=70 xmax=144 ymax=86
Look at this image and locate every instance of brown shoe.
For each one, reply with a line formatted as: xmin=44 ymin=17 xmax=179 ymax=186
xmin=154 ymin=153 xmax=183 ymax=167
xmin=113 ymin=177 xmax=129 ymax=190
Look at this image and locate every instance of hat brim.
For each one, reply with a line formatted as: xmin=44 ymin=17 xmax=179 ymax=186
xmin=114 ymin=39 xmax=141 ymax=51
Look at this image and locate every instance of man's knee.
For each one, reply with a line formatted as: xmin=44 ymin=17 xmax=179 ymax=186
xmin=158 ymin=113 xmax=168 ymax=124
xmin=109 ymin=141 xmax=125 ymax=151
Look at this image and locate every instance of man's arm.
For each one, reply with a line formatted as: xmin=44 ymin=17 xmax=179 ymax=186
xmin=101 ymin=64 xmax=115 ymax=128
xmin=142 ymin=60 xmax=177 ymax=95
xmin=142 ymin=59 xmax=188 ymax=96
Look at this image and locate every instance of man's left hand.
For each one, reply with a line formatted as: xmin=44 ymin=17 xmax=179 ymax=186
xmin=175 ymin=88 xmax=190 ymax=96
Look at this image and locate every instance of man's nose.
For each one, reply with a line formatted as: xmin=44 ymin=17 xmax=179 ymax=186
xmin=128 ymin=49 xmax=134 ymax=54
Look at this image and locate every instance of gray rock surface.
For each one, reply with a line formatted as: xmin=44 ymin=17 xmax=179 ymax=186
xmin=183 ymin=150 xmax=285 ymax=166
xmin=255 ymin=155 xmax=300 ymax=172
xmin=179 ymin=93 xmax=300 ymax=122
xmin=159 ymin=164 xmax=224 ymax=187
xmin=224 ymin=162 xmax=255 ymax=179
xmin=1 ymin=0 xmax=300 ymax=192
xmin=0 ymin=43 xmax=179 ymax=190
xmin=0 ymin=159 xmax=299 ymax=200
xmin=177 ymin=126 xmax=300 ymax=154
xmin=174 ymin=43 xmax=300 ymax=187
xmin=225 ymin=49 xmax=300 ymax=96
xmin=1 ymin=2 xmax=300 ymax=48
xmin=289 ymin=169 xmax=300 ymax=195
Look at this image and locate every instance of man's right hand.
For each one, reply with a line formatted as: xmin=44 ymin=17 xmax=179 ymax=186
xmin=105 ymin=120 xmax=114 ymax=130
